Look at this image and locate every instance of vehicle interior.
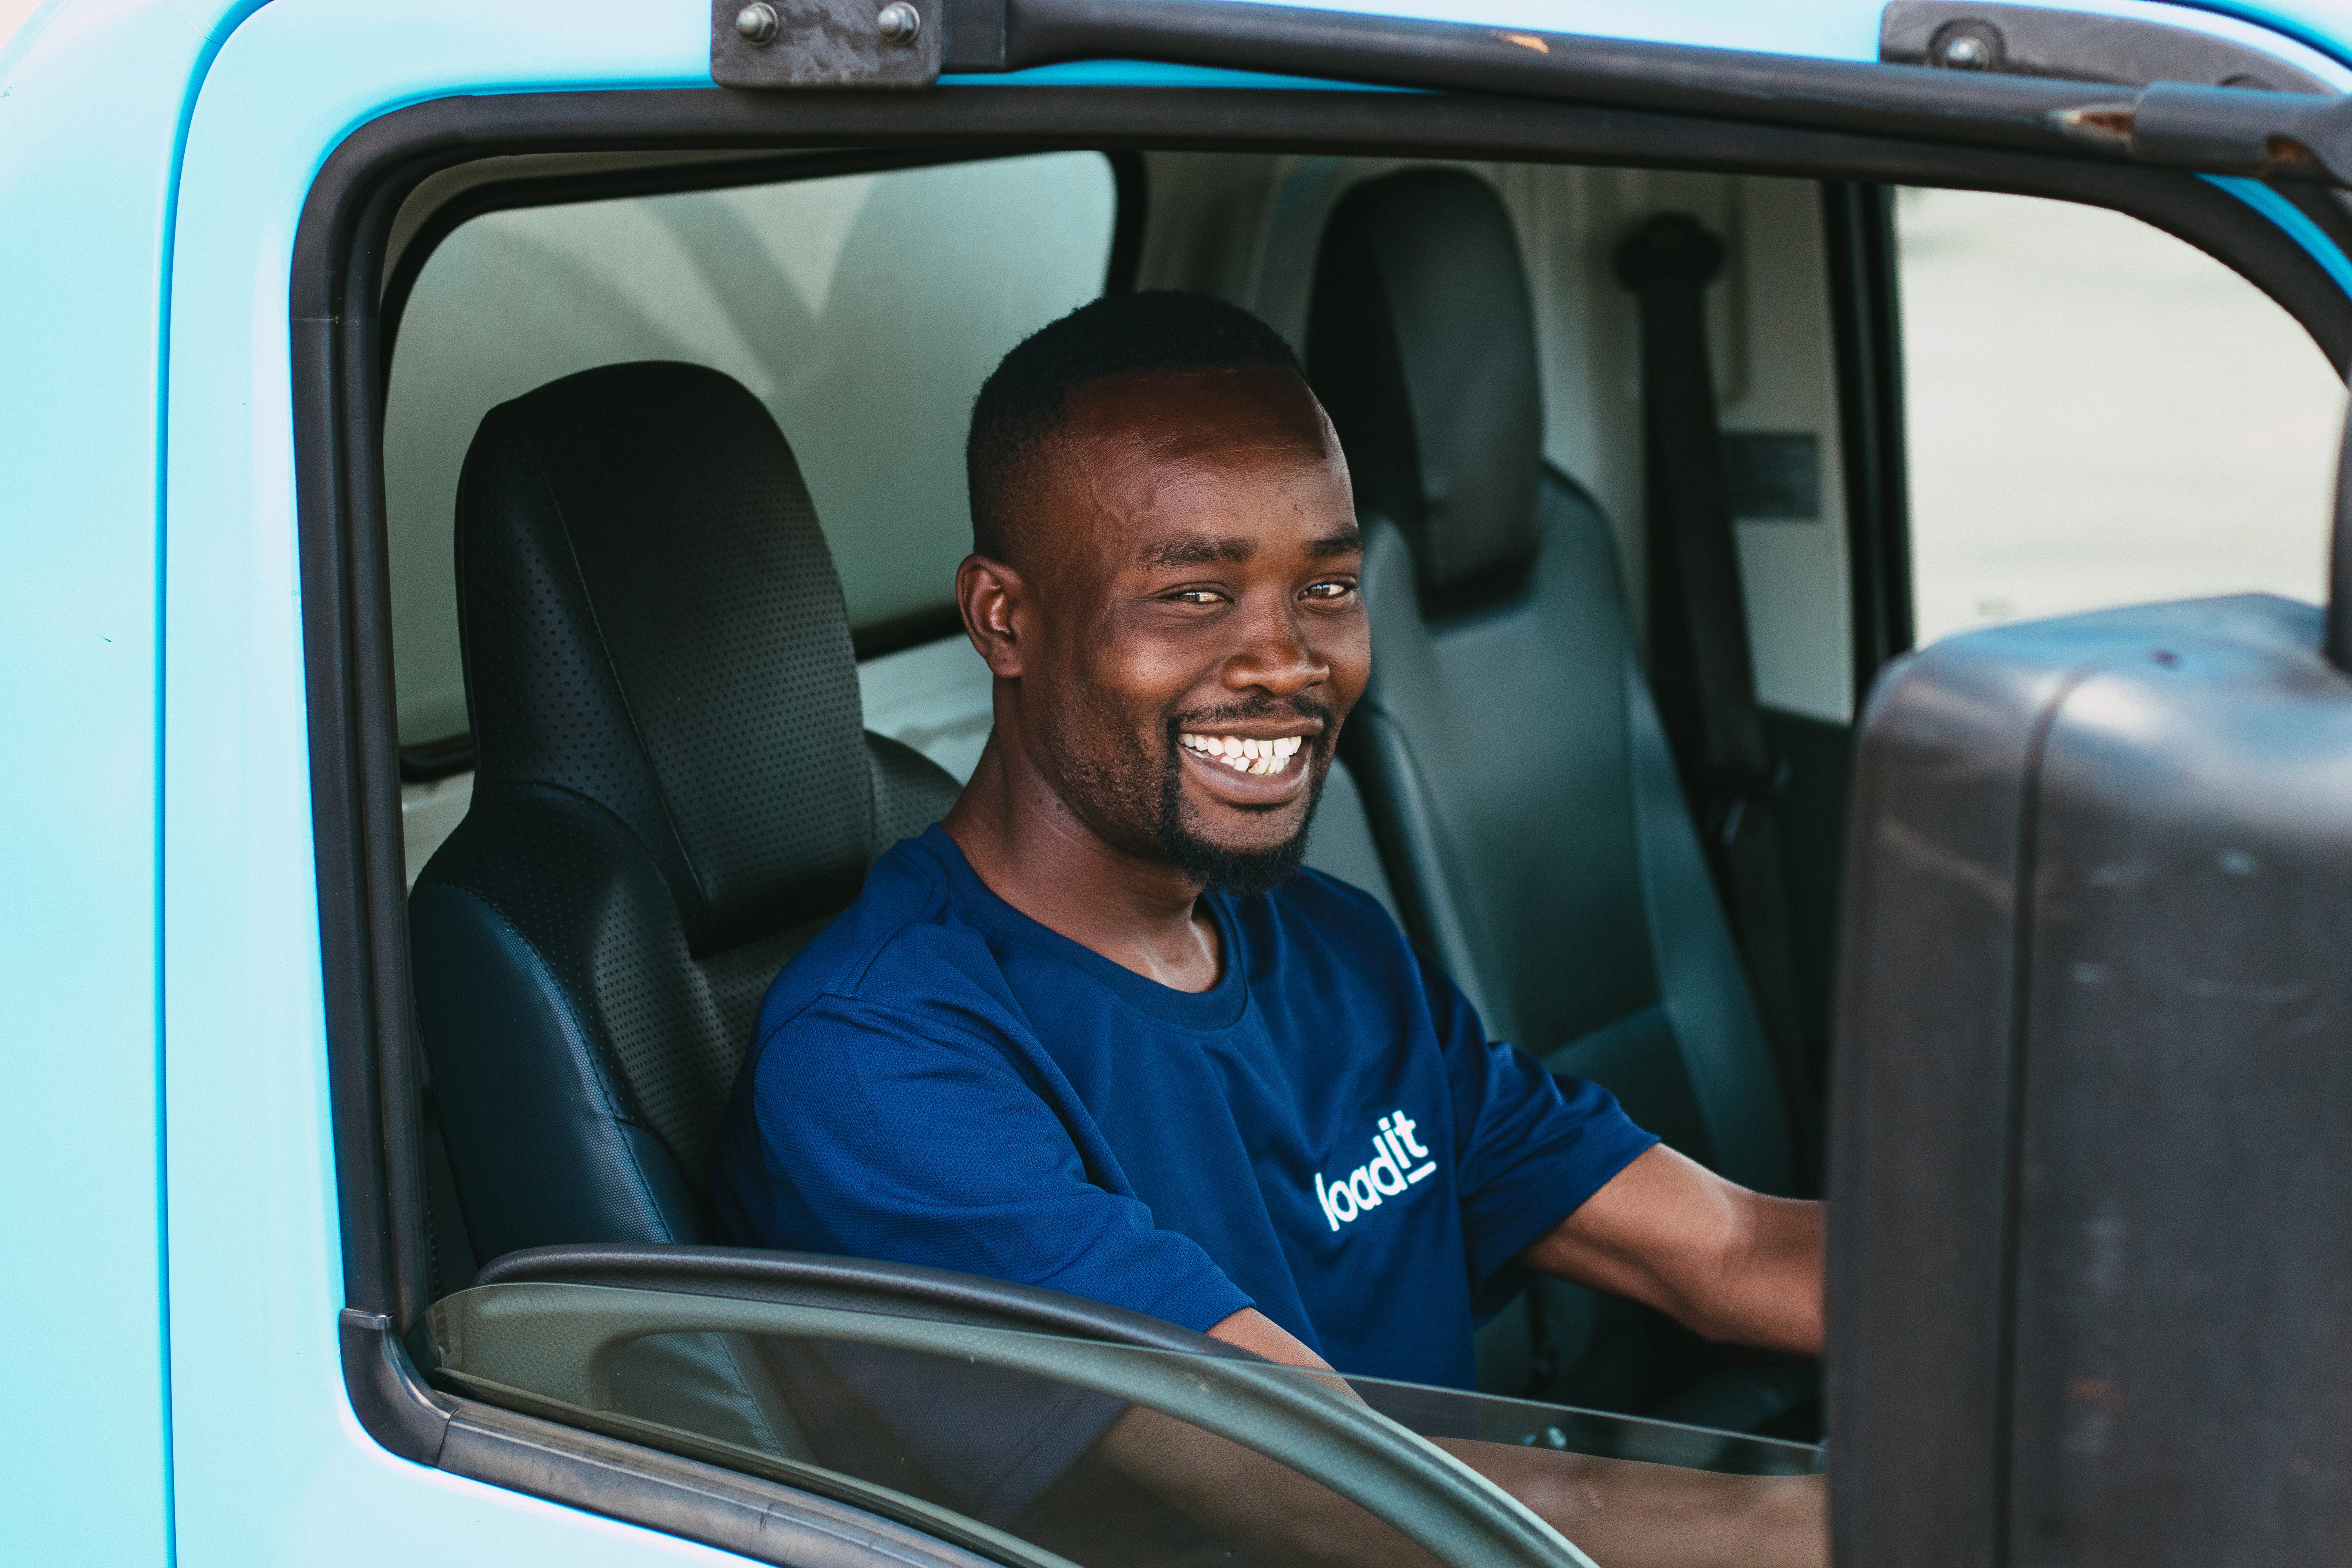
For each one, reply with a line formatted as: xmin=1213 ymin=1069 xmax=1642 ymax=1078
xmin=316 ymin=34 xmax=2348 ymax=1563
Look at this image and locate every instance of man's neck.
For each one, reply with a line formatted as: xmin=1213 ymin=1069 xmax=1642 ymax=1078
xmin=941 ymin=733 xmax=1223 ymax=993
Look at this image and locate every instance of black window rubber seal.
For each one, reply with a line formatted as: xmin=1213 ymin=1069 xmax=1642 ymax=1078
xmin=294 ymin=71 xmax=2352 ymax=1555
xmin=1820 ymin=180 xmax=1916 ymax=702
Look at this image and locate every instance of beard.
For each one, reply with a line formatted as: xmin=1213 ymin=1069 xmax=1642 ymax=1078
xmin=1151 ymin=696 xmax=1334 ymax=898
xmin=1038 ymin=684 xmax=1337 ymax=900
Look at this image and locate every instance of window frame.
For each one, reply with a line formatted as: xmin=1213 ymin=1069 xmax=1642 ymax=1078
xmin=294 ymin=74 xmax=2352 ymax=1559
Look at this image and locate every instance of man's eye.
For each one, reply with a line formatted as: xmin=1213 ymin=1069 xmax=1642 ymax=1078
xmin=1172 ymin=589 xmax=1226 ymax=605
xmin=1303 ymin=581 xmax=1356 ymax=601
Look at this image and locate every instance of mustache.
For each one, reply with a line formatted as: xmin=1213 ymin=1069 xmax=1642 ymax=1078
xmin=1167 ymin=693 xmax=1336 ymax=737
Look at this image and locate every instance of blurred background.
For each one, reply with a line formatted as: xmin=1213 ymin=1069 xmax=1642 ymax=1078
xmin=1899 ymin=185 xmax=2345 ymax=646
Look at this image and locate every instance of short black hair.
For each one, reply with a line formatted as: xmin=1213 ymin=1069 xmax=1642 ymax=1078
xmin=966 ymin=290 xmax=1303 ymax=564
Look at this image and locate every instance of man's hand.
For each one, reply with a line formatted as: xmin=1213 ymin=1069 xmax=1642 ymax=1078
xmin=1085 ymin=1307 xmax=1824 ymax=1568
xmin=1521 ymin=1144 xmax=1823 ymax=1356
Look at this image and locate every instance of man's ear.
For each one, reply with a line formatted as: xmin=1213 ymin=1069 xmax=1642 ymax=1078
xmin=957 ymin=553 xmax=1028 ymax=678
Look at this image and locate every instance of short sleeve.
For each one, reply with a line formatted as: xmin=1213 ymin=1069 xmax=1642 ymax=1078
xmin=1421 ymin=953 xmax=1660 ymax=1310
xmin=715 ymin=989 xmax=1254 ymax=1523
xmin=730 ymin=991 xmax=1251 ymax=1331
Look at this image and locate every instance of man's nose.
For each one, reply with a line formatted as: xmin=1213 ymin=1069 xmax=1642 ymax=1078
xmin=1221 ymin=600 xmax=1329 ymax=695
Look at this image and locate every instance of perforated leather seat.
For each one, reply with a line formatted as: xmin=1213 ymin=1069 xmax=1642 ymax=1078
xmin=409 ymin=361 xmax=961 ymax=1450
xmin=1307 ymin=170 xmax=1811 ymax=1428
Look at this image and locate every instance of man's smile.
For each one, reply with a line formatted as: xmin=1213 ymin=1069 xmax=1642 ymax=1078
xmin=1179 ymin=730 xmax=1307 ymax=776
xmin=1172 ymin=723 xmax=1321 ymax=811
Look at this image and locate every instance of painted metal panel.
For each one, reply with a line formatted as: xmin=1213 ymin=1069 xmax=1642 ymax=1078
xmin=161 ymin=2 xmax=745 ymax=1561
xmin=0 ymin=2 xmax=253 ymax=1561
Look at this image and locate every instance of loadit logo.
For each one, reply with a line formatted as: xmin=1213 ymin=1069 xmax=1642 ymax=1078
xmin=1313 ymin=1110 xmax=1437 ymax=1232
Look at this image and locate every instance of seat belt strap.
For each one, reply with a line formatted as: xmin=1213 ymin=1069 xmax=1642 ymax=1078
xmin=1614 ymin=213 xmax=1818 ymax=1187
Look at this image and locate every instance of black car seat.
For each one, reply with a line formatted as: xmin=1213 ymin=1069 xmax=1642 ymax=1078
xmin=1305 ymin=169 xmax=1812 ymax=1432
xmin=408 ymin=360 xmax=962 ymax=1454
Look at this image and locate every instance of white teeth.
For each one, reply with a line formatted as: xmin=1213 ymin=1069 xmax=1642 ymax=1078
xmin=1179 ymin=732 xmax=1310 ymax=775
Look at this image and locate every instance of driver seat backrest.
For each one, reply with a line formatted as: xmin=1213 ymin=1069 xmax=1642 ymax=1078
xmin=408 ymin=361 xmax=962 ymax=1454
xmin=1307 ymin=171 xmax=1801 ymax=1419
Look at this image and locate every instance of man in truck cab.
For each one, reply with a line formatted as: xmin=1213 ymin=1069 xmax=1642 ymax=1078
xmin=714 ymin=290 xmax=1824 ymax=1564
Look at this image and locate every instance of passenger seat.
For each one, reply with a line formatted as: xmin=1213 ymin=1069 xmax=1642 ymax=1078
xmin=1305 ymin=169 xmax=1810 ymax=1431
xmin=410 ymin=360 xmax=963 ymax=1454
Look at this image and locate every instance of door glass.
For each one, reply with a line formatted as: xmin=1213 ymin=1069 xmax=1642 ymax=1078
xmin=384 ymin=151 xmax=1118 ymax=752
xmin=382 ymin=152 xmax=1116 ymax=881
xmin=422 ymin=1280 xmax=1821 ymax=1568
xmin=1898 ymin=186 xmax=2346 ymax=647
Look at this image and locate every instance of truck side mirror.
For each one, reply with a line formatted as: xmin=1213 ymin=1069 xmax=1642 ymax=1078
xmin=1827 ymin=399 xmax=2352 ymax=1565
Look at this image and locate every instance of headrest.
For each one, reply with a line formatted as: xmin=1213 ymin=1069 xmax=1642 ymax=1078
xmin=1306 ymin=168 xmax=1545 ymax=595
xmin=455 ymin=361 xmax=871 ymax=954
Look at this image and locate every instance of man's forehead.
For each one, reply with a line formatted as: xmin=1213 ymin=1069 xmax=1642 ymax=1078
xmin=1024 ymin=363 xmax=1355 ymax=580
xmin=1061 ymin=363 xmax=1337 ymax=459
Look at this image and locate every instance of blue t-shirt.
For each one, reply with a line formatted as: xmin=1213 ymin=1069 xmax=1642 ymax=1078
xmin=715 ymin=825 xmax=1655 ymax=1390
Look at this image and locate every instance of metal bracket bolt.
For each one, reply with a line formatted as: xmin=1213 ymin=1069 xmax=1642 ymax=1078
xmin=876 ymin=1 xmax=921 ymax=46
xmin=1938 ymin=33 xmax=1993 ymax=68
xmin=1927 ymin=22 xmax=2000 ymax=71
xmin=735 ymin=1 xmax=781 ymax=46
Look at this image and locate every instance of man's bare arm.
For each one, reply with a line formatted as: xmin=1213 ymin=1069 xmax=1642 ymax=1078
xmin=1520 ymin=1145 xmax=1823 ymax=1356
xmin=1086 ymin=1307 xmax=1824 ymax=1568
xmin=1205 ymin=1303 xmax=1328 ymax=1367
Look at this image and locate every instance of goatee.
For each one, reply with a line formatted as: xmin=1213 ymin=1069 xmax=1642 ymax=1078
xmin=1152 ymin=703 xmax=1331 ymax=898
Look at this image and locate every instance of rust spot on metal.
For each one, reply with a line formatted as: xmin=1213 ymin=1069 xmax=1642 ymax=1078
xmin=2266 ymin=135 xmax=2318 ymax=166
xmin=2067 ymin=105 xmax=2137 ymax=136
xmin=2051 ymin=102 xmax=2136 ymax=151
xmin=1495 ymin=31 xmax=1550 ymax=53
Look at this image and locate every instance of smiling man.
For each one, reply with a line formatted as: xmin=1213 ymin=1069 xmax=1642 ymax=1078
xmin=714 ymin=292 xmax=1823 ymax=1566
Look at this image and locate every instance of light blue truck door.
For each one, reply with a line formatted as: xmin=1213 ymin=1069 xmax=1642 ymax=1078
xmin=0 ymin=3 xmax=190 ymax=1564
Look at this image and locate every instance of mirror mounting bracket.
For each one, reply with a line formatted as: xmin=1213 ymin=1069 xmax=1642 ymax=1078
xmin=711 ymin=0 xmax=944 ymax=89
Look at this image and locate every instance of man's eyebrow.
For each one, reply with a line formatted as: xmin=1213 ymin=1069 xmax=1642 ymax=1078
xmin=1140 ymin=535 xmax=1256 ymax=568
xmin=1305 ymin=525 xmax=1365 ymax=559
xmin=1137 ymin=525 xmax=1363 ymax=568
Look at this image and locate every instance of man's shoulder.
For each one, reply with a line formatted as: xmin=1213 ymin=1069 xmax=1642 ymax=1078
xmin=756 ymin=831 xmax=1014 ymax=1034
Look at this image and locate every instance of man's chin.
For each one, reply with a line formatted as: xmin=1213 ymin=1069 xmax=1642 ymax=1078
xmin=1145 ymin=736 xmax=1331 ymax=897
xmin=1156 ymin=793 xmax=1323 ymax=898
xmin=1156 ymin=823 xmax=1312 ymax=899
